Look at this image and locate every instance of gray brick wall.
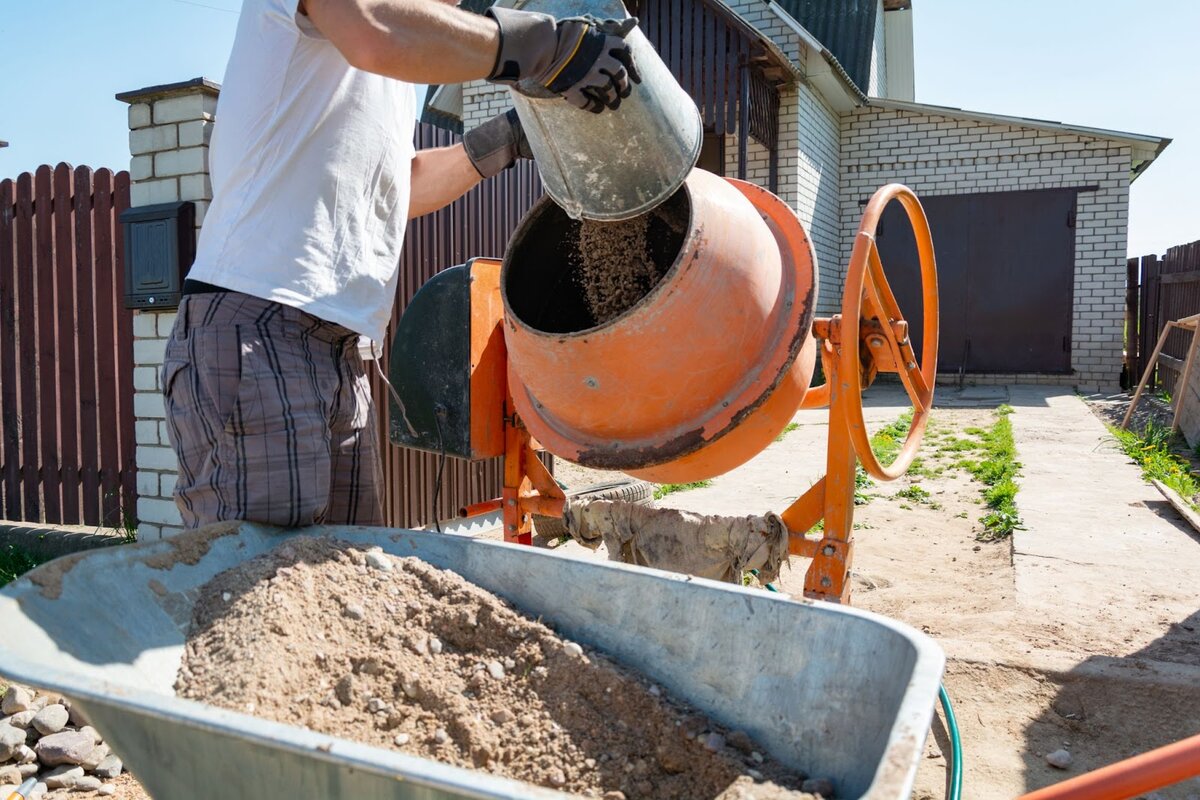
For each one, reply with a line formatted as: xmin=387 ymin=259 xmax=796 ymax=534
xmin=840 ymin=107 xmax=1132 ymax=391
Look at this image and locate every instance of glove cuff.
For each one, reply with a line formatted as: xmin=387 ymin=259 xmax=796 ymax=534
xmin=463 ymin=109 xmax=524 ymax=180
xmin=485 ymin=7 xmax=559 ymax=84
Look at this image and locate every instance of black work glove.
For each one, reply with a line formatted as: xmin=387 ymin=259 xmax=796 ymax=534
xmin=463 ymin=109 xmax=534 ymax=179
xmin=486 ymin=7 xmax=642 ymax=114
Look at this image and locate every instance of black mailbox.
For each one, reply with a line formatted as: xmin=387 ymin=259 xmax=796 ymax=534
xmin=121 ymin=201 xmax=196 ymax=310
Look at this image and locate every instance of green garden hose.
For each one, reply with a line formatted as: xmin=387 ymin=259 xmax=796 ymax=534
xmin=939 ymin=683 xmax=963 ymax=800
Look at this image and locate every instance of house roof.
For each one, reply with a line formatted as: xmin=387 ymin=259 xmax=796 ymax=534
xmin=869 ymin=98 xmax=1172 ymax=181
xmin=767 ymin=0 xmax=878 ymax=93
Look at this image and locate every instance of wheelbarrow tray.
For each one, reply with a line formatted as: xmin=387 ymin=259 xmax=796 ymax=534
xmin=0 ymin=522 xmax=943 ymax=799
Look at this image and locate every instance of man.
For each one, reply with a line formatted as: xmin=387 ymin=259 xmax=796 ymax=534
xmin=161 ymin=0 xmax=639 ymax=529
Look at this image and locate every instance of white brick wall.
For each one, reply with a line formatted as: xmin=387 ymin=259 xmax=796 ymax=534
xmin=119 ymin=81 xmax=218 ymax=540
xmin=840 ymin=107 xmax=1132 ymax=390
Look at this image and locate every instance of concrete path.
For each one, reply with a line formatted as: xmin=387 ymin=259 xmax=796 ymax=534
xmin=1009 ymin=386 xmax=1200 ymax=662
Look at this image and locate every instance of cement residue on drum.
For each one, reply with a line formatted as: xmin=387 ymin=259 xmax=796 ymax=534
xmin=574 ymin=203 xmax=686 ymax=326
xmin=175 ymin=536 xmax=825 ymax=799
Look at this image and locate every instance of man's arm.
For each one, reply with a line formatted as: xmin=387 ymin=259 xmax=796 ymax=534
xmin=301 ymin=0 xmax=640 ymax=112
xmin=409 ymin=110 xmax=534 ymax=219
xmin=303 ymin=0 xmax=500 ymax=83
xmin=408 ymin=145 xmax=482 ymax=219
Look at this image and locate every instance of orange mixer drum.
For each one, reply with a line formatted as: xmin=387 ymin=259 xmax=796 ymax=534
xmin=501 ymin=168 xmax=818 ymax=484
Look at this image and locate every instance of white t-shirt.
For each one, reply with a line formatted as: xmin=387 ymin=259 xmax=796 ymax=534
xmin=188 ymin=0 xmax=418 ymax=344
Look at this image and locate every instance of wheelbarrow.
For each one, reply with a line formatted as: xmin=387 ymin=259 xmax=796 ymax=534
xmin=0 ymin=522 xmax=944 ymax=799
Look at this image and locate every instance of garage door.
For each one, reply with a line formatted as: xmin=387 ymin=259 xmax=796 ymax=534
xmin=874 ymin=188 xmax=1078 ymax=374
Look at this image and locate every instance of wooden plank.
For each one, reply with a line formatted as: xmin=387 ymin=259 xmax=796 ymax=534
xmin=113 ymin=171 xmax=137 ymax=517
xmin=1158 ymin=354 xmax=1184 ymax=373
xmin=0 ymin=178 xmax=18 ymax=522
xmin=92 ymin=170 xmax=122 ymax=528
xmin=1122 ymin=323 xmax=1173 ymax=429
xmin=1173 ymin=326 xmax=1200 ymax=431
xmin=0 ymin=178 xmax=18 ymax=520
xmin=74 ymin=166 xmax=100 ymax=526
xmin=35 ymin=165 xmax=60 ymax=523
xmin=15 ymin=173 xmax=39 ymax=521
xmin=53 ymin=163 xmax=80 ymax=524
xmin=1150 ymin=479 xmax=1200 ymax=535
xmin=1157 ymin=269 xmax=1200 ymax=285
xmin=1126 ymin=258 xmax=1140 ymax=384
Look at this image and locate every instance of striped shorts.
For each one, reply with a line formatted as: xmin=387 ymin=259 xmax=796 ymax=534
xmin=161 ymin=292 xmax=385 ymax=529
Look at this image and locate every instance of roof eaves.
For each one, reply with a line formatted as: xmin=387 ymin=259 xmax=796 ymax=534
xmin=868 ymin=98 xmax=1172 ymax=182
xmin=764 ymin=2 xmax=866 ymax=109
xmin=703 ymin=0 xmax=802 ymax=81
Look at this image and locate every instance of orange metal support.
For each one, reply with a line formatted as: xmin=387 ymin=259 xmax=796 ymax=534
xmin=787 ymin=184 xmax=939 ymax=603
xmin=1017 ymin=732 xmax=1200 ymax=800
xmin=500 ymin=398 xmax=566 ymax=545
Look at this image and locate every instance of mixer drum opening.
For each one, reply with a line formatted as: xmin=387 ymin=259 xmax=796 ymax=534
xmin=503 ymin=186 xmax=690 ymax=334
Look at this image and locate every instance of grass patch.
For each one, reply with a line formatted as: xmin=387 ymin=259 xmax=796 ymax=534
xmin=653 ymin=480 xmax=713 ymax=500
xmin=0 ymin=543 xmax=46 ymax=589
xmin=965 ymin=405 xmax=1022 ymax=540
xmin=774 ymin=422 xmax=801 ymax=442
xmin=894 ymin=485 xmax=931 ymax=502
xmin=1108 ymin=419 xmax=1199 ymax=507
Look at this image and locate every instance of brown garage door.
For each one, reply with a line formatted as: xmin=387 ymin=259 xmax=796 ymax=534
xmin=874 ymin=188 xmax=1078 ymax=374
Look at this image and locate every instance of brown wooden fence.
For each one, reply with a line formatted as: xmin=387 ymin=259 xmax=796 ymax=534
xmin=1127 ymin=239 xmax=1200 ymax=395
xmin=371 ymin=124 xmax=544 ymax=528
xmin=0 ymin=164 xmax=135 ymax=527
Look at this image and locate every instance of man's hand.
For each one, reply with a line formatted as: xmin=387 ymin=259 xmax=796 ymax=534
xmin=486 ymin=8 xmax=642 ymax=113
xmin=462 ymin=110 xmax=533 ymax=179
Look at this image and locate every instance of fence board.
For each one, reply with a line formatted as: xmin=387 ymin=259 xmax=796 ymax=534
xmin=15 ymin=173 xmax=38 ymax=520
xmin=34 ymin=166 xmax=61 ymax=523
xmin=1132 ymin=240 xmax=1200 ymax=398
xmin=92 ymin=170 xmax=121 ymax=527
xmin=74 ymin=167 xmax=100 ymax=526
xmin=0 ymin=179 xmax=17 ymax=520
xmin=53 ymin=164 xmax=80 ymax=523
xmin=113 ymin=172 xmax=136 ymax=519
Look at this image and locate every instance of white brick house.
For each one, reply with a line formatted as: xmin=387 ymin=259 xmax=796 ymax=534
xmin=446 ymin=0 xmax=1168 ymax=391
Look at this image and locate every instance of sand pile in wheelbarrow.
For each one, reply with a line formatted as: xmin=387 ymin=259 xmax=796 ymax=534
xmin=176 ymin=537 xmax=832 ymax=799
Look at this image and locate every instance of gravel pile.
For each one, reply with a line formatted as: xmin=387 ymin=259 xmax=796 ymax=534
xmin=175 ymin=536 xmax=831 ymax=799
xmin=0 ymin=685 xmax=125 ymax=798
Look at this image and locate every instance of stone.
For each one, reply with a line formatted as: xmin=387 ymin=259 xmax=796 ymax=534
xmin=727 ymin=729 xmax=754 ymax=754
xmin=563 ymin=642 xmax=584 ymax=657
xmin=29 ymin=696 xmax=49 ymax=713
xmin=0 ymin=724 xmax=25 ymax=760
xmin=392 ymin=734 xmax=410 ymax=747
xmin=490 ymin=709 xmax=514 ymax=725
xmin=75 ymin=775 xmax=103 ymax=792
xmin=0 ymin=766 xmax=20 ymax=785
xmin=365 ymin=552 xmax=393 ymax=572
xmin=78 ymin=727 xmax=101 ymax=745
xmin=334 ymin=675 xmax=355 ymax=707
xmin=81 ymin=743 xmax=110 ymax=770
xmin=701 ymin=732 xmax=726 ymax=752
xmin=66 ymin=704 xmax=90 ymax=728
xmin=801 ymin=778 xmax=835 ymax=796
xmin=35 ymin=730 xmax=94 ymax=766
xmin=43 ymin=764 xmax=84 ymax=789
xmin=31 ymin=782 xmax=47 ymax=799
xmin=433 ymin=728 xmax=449 ymax=745
xmin=1 ymin=686 xmax=32 ymax=716
xmin=428 ymin=638 xmax=443 ymax=655
xmin=487 ymin=661 xmax=505 ymax=680
xmin=98 ymin=784 xmax=117 ymax=796
xmin=31 ymin=704 xmax=69 ymax=735
xmin=1045 ymin=748 xmax=1072 ymax=769
xmin=750 ymin=751 xmax=764 ymax=764
xmin=343 ymin=602 xmax=365 ymax=620
xmin=93 ymin=754 xmax=123 ymax=780
xmin=13 ymin=744 xmax=37 ymax=763
xmin=6 ymin=710 xmax=35 ymax=729
xmin=0 ymin=787 xmax=15 ymax=799
xmin=548 ymin=767 xmax=567 ymax=787
xmin=17 ymin=763 xmax=38 ymax=778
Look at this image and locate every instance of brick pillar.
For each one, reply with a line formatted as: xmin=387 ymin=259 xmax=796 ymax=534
xmin=116 ymin=78 xmax=219 ymax=540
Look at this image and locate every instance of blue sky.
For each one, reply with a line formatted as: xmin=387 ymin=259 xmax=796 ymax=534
xmin=0 ymin=0 xmax=1195 ymax=256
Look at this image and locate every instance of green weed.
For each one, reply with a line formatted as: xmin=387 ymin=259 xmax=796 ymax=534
xmin=1108 ymin=422 xmax=1199 ymax=507
xmin=653 ymin=480 xmax=713 ymax=500
xmin=0 ymin=544 xmax=46 ymax=589
xmin=774 ymin=422 xmax=801 ymax=442
xmin=894 ymin=485 xmax=931 ymax=502
xmin=966 ymin=409 xmax=1023 ymax=540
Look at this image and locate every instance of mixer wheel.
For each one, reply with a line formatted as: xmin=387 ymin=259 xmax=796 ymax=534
xmin=533 ymin=478 xmax=654 ymax=540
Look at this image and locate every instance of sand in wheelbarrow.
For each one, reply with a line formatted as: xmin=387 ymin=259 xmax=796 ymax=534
xmin=175 ymin=537 xmax=829 ymax=800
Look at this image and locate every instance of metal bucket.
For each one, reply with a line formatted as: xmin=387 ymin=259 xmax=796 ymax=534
xmin=501 ymin=0 xmax=702 ymax=220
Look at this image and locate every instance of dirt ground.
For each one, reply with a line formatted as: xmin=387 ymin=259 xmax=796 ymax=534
xmin=548 ymin=400 xmax=1200 ymax=799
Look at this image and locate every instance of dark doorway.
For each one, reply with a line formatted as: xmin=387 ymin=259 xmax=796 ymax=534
xmin=698 ymin=134 xmax=725 ymax=176
xmin=874 ymin=188 xmax=1078 ymax=374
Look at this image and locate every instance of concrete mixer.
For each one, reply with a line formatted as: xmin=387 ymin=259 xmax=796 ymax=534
xmin=387 ymin=168 xmax=939 ymax=604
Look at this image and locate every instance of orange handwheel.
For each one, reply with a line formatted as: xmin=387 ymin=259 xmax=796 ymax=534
xmin=842 ymin=184 xmax=939 ymax=479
